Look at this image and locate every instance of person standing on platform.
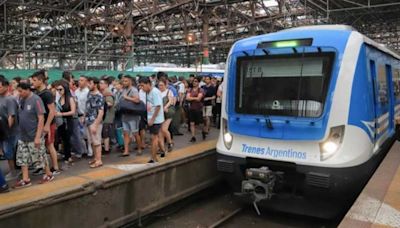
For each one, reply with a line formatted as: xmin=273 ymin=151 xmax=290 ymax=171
xmin=158 ymin=79 xmax=175 ymax=152
xmin=31 ymin=71 xmax=61 ymax=175
xmin=215 ymin=78 xmax=224 ymax=129
xmin=14 ymin=82 xmax=54 ymax=188
xmin=75 ymin=75 xmax=91 ymax=157
xmin=201 ymin=75 xmax=216 ymax=140
xmin=114 ymin=80 xmax=125 ymax=149
xmin=85 ymin=77 xmax=104 ymax=168
xmin=138 ymin=82 xmax=148 ymax=150
xmin=0 ymin=77 xmax=19 ymax=181
xmin=55 ymin=82 xmax=77 ymax=166
xmin=188 ymin=74 xmax=195 ymax=89
xmin=120 ymin=75 xmax=143 ymax=157
xmin=139 ymin=77 xmax=165 ymax=163
xmin=186 ymin=77 xmax=204 ymax=142
xmin=173 ymin=76 xmax=186 ymax=135
xmin=99 ymin=78 xmax=115 ymax=154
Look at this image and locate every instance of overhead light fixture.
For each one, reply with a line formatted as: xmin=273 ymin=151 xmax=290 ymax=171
xmin=186 ymin=33 xmax=195 ymax=43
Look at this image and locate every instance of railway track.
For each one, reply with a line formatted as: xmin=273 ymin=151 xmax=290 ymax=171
xmin=123 ymin=183 xmax=340 ymax=228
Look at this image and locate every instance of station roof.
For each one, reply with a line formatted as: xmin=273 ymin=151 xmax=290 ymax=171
xmin=0 ymin=0 xmax=399 ymax=70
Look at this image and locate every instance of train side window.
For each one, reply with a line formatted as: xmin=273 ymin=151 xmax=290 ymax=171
xmin=377 ymin=65 xmax=389 ymax=105
xmin=392 ymin=68 xmax=400 ymax=100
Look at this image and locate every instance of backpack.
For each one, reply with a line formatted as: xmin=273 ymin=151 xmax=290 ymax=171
xmin=102 ymin=94 xmax=115 ymax=121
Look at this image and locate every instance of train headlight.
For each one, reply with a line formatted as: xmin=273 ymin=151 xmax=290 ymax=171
xmin=222 ymin=118 xmax=233 ymax=150
xmin=319 ymin=125 xmax=345 ymax=161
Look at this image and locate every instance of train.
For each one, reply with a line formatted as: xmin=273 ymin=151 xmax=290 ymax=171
xmin=216 ymin=25 xmax=400 ymax=218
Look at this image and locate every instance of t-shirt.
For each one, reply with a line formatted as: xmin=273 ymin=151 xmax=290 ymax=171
xmin=187 ymin=88 xmax=204 ymax=111
xmin=75 ymin=87 xmax=89 ymax=115
xmin=121 ymin=87 xmax=140 ymax=122
xmin=0 ymin=95 xmax=18 ymax=137
xmin=174 ymin=81 xmax=185 ymax=94
xmin=216 ymin=84 xmax=223 ymax=103
xmin=160 ymin=89 xmax=171 ymax=99
xmin=146 ymin=87 xmax=164 ymax=124
xmin=103 ymin=90 xmax=115 ymax=124
xmin=85 ymin=91 xmax=104 ymax=126
xmin=36 ymin=89 xmax=54 ymax=124
xmin=202 ymin=84 xmax=216 ymax=106
xmin=18 ymin=93 xmax=46 ymax=142
xmin=139 ymin=89 xmax=146 ymax=103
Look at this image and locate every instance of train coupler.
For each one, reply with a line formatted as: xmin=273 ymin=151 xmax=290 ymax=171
xmin=235 ymin=166 xmax=283 ymax=215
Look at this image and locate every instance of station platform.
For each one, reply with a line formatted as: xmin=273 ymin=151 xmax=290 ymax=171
xmin=340 ymin=141 xmax=400 ymax=228
xmin=0 ymin=129 xmax=219 ymax=227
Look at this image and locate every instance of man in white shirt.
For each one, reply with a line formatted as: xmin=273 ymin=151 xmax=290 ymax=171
xmin=75 ymin=76 xmax=91 ymax=156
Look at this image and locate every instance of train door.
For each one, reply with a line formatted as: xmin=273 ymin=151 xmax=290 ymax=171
xmin=370 ymin=60 xmax=391 ymax=149
xmin=386 ymin=64 xmax=395 ymax=135
xmin=370 ymin=60 xmax=378 ymax=144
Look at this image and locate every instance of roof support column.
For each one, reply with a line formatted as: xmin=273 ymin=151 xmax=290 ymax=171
xmin=202 ymin=9 xmax=209 ymax=64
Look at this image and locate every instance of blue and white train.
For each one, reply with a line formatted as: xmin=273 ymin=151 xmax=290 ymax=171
xmin=216 ymin=25 xmax=400 ymax=218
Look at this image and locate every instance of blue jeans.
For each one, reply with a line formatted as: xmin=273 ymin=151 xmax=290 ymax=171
xmin=1 ymin=135 xmax=17 ymax=160
xmin=70 ymin=118 xmax=84 ymax=155
xmin=0 ymin=170 xmax=6 ymax=187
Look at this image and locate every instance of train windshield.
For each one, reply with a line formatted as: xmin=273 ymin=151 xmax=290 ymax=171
xmin=235 ymin=52 xmax=334 ymax=117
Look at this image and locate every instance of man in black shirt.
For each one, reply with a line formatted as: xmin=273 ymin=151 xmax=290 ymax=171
xmin=201 ymin=75 xmax=216 ymax=140
xmin=31 ymin=71 xmax=61 ymax=175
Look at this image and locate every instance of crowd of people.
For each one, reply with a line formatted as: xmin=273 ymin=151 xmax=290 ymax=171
xmin=0 ymin=70 xmax=224 ymax=193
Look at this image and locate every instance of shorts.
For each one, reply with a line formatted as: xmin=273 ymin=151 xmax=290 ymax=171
xmin=149 ymin=124 xmax=161 ymax=135
xmin=139 ymin=118 xmax=147 ymax=131
xmin=203 ymin=106 xmax=213 ymax=117
xmin=102 ymin=123 xmax=114 ymax=138
xmin=87 ymin=124 xmax=103 ymax=146
xmin=45 ymin=123 xmax=56 ymax=145
xmin=189 ymin=109 xmax=203 ymax=125
xmin=122 ymin=119 xmax=139 ymax=134
xmin=16 ymin=139 xmax=48 ymax=168
xmin=0 ymin=136 xmax=17 ymax=160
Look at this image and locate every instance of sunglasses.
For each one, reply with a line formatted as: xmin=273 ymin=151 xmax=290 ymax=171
xmin=57 ymin=88 xmax=64 ymax=91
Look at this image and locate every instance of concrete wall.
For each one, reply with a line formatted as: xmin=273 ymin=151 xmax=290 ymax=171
xmin=0 ymin=150 xmax=220 ymax=228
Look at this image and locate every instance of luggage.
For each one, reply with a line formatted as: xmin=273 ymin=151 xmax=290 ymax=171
xmin=115 ymin=127 xmax=124 ymax=146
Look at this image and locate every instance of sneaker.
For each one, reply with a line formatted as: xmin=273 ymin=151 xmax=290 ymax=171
xmin=0 ymin=184 xmax=9 ymax=193
xmin=64 ymin=158 xmax=74 ymax=165
xmin=32 ymin=168 xmax=44 ymax=176
xmin=167 ymin=143 xmax=174 ymax=152
xmin=160 ymin=152 xmax=165 ymax=158
xmin=40 ymin=175 xmax=54 ymax=184
xmin=202 ymin=131 xmax=207 ymax=140
xmin=147 ymin=160 xmax=155 ymax=163
xmin=190 ymin=137 xmax=196 ymax=143
xmin=14 ymin=179 xmax=32 ymax=189
xmin=5 ymin=172 xmax=18 ymax=181
xmin=50 ymin=167 xmax=61 ymax=176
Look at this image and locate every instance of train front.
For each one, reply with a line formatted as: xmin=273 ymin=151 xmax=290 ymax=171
xmin=216 ymin=28 xmax=374 ymax=218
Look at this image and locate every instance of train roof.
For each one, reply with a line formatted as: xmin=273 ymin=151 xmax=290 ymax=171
xmin=232 ymin=24 xmax=400 ymax=60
